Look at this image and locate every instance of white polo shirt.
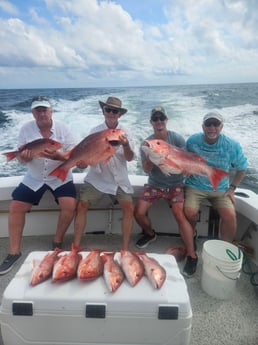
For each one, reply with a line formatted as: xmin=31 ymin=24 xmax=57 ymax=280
xmin=18 ymin=120 xmax=76 ymax=191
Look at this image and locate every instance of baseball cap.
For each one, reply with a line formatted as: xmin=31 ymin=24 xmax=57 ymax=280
xmin=203 ymin=111 xmax=224 ymax=123
xmin=151 ymin=106 xmax=167 ymax=118
xmin=31 ymin=96 xmax=51 ymax=110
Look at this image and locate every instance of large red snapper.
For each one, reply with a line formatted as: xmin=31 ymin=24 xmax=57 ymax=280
xmin=120 ymin=250 xmax=144 ymax=287
xmin=137 ymin=253 xmax=166 ymax=289
xmin=52 ymin=244 xmax=85 ymax=282
xmin=30 ymin=248 xmax=62 ymax=286
xmin=142 ymin=139 xmax=230 ymax=190
xmin=77 ymin=249 xmax=104 ymax=281
xmin=2 ymin=138 xmax=62 ymax=162
xmin=49 ymin=128 xmax=125 ymax=181
xmin=101 ymin=252 xmax=124 ymax=293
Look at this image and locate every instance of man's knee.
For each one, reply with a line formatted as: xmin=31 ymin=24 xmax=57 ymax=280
xmin=184 ymin=207 xmax=199 ymax=221
xmin=76 ymin=200 xmax=90 ymax=213
xmin=134 ymin=202 xmax=147 ymax=219
xmin=9 ymin=200 xmax=32 ymax=213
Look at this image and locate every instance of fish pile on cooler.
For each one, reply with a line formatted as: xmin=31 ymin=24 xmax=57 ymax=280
xmin=30 ymin=244 xmax=167 ymax=292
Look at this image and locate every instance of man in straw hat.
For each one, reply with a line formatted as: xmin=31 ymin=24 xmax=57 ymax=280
xmin=73 ymin=97 xmax=135 ymax=250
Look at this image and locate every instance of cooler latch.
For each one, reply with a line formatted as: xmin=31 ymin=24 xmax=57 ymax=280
xmin=85 ymin=304 xmax=106 ymax=318
xmin=158 ymin=305 xmax=178 ymax=320
xmin=12 ymin=302 xmax=33 ymax=316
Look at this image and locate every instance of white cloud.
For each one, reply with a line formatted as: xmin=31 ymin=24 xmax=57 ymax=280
xmin=0 ymin=0 xmax=18 ymax=15
xmin=0 ymin=0 xmax=258 ymax=87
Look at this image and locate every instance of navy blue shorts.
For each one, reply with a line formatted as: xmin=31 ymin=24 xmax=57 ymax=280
xmin=12 ymin=182 xmax=77 ymax=205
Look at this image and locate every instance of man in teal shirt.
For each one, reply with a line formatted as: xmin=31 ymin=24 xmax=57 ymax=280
xmin=184 ymin=111 xmax=247 ymax=243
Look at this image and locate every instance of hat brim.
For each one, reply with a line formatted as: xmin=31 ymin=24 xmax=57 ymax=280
xmin=31 ymin=101 xmax=51 ymax=109
xmin=99 ymin=101 xmax=127 ymax=115
xmin=203 ymin=116 xmax=223 ymax=123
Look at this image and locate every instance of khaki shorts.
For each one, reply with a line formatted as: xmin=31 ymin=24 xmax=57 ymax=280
xmin=184 ymin=186 xmax=234 ymax=209
xmin=79 ymin=182 xmax=133 ymax=205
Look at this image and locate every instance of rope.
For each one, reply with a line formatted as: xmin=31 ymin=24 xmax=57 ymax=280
xmin=242 ymin=256 xmax=258 ymax=287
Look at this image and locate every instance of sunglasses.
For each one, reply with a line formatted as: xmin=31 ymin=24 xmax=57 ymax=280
xmin=204 ymin=120 xmax=221 ymax=127
xmin=104 ymin=107 xmax=120 ymax=115
xmin=151 ymin=114 xmax=167 ymax=122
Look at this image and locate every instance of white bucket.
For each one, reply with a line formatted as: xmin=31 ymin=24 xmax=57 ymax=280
xmin=201 ymin=240 xmax=243 ymax=300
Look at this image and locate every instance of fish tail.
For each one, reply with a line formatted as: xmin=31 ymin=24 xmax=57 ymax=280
xmin=210 ymin=168 xmax=231 ymax=190
xmin=101 ymin=252 xmax=115 ymax=263
xmin=53 ymin=247 xmax=63 ymax=254
xmin=71 ymin=243 xmax=86 ymax=252
xmin=49 ymin=165 xmax=68 ymax=182
xmin=2 ymin=151 xmax=17 ymax=162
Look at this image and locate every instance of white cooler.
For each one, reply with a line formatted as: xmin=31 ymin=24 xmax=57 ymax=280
xmin=0 ymin=251 xmax=192 ymax=345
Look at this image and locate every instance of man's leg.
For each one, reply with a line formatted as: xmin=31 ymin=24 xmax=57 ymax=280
xmin=54 ymin=196 xmax=77 ymax=245
xmin=217 ymin=207 xmax=237 ymax=242
xmin=8 ymin=200 xmax=32 ymax=254
xmin=134 ymin=199 xmax=154 ymax=236
xmin=119 ymin=199 xmax=134 ymax=251
xmin=73 ymin=200 xmax=90 ymax=247
xmin=171 ymin=202 xmax=196 ymax=258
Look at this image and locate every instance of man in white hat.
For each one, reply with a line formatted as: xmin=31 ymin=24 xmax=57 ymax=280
xmin=73 ymin=97 xmax=135 ymax=251
xmin=0 ymin=96 xmax=77 ymax=275
xmin=184 ymin=111 xmax=247 ymax=273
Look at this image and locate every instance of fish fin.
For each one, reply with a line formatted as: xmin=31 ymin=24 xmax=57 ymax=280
xmin=162 ymin=156 xmax=182 ymax=172
xmin=2 ymin=151 xmax=18 ymax=162
xmin=210 ymin=168 xmax=231 ymax=190
xmin=49 ymin=165 xmax=68 ymax=182
xmin=158 ymin=161 xmax=174 ymax=176
xmin=191 ymin=153 xmax=206 ymax=163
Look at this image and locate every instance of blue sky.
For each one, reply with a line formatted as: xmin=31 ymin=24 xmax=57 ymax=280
xmin=0 ymin=0 xmax=258 ymax=88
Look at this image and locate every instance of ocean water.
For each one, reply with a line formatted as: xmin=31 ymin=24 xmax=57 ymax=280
xmin=0 ymin=83 xmax=258 ymax=193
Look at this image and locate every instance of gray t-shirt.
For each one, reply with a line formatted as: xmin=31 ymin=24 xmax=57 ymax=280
xmin=141 ymin=131 xmax=185 ymax=188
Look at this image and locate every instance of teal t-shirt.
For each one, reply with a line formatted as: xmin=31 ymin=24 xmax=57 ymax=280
xmin=141 ymin=131 xmax=185 ymax=188
xmin=185 ymin=133 xmax=248 ymax=191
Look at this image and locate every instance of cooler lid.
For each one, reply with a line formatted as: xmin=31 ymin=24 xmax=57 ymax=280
xmin=0 ymin=251 xmax=191 ymax=318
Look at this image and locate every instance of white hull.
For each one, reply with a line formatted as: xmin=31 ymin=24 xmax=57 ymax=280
xmin=0 ymin=173 xmax=258 ymax=264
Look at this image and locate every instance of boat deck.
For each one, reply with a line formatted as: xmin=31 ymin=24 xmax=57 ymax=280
xmin=0 ymin=233 xmax=257 ymax=345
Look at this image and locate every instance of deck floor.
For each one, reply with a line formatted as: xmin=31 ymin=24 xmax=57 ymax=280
xmin=0 ymin=233 xmax=257 ymax=345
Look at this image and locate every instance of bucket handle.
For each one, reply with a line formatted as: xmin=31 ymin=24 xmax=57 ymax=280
xmin=216 ymin=266 xmax=241 ymax=281
xmin=226 ymin=248 xmax=241 ymax=261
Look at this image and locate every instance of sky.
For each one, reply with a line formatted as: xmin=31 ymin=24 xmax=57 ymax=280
xmin=0 ymin=0 xmax=258 ymax=88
